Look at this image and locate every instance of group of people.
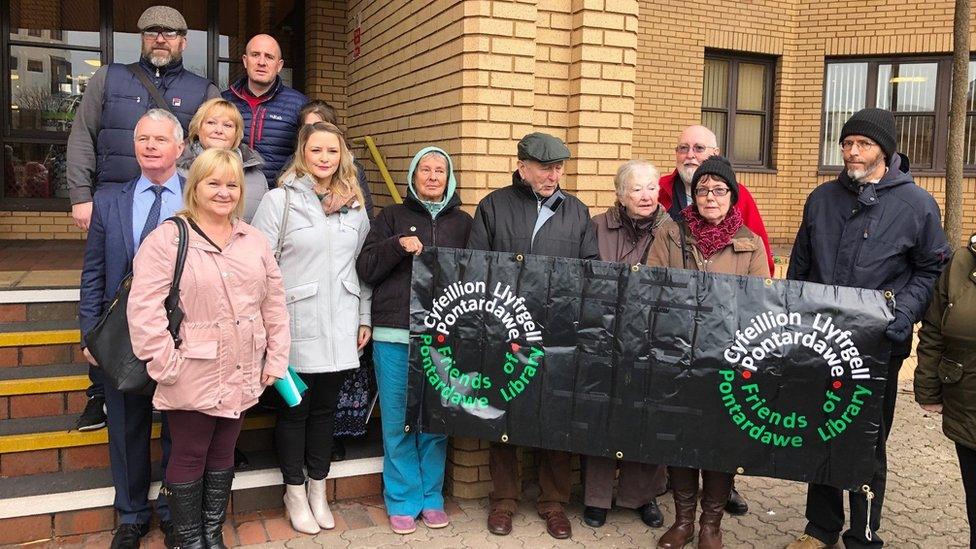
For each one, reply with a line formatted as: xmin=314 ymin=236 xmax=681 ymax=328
xmin=69 ymin=6 xmax=974 ymax=549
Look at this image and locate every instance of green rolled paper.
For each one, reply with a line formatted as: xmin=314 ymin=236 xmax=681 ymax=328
xmin=274 ymin=366 xmax=308 ymax=407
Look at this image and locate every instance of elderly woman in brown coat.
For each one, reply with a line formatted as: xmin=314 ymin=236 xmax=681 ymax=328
xmin=584 ymin=160 xmax=669 ymax=530
xmin=647 ymin=156 xmax=769 ymax=549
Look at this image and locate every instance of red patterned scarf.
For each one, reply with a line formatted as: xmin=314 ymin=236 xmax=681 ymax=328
xmin=681 ymin=205 xmax=744 ymax=259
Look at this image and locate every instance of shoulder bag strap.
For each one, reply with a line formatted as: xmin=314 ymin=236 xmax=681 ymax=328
xmin=163 ymin=217 xmax=190 ymax=347
xmin=678 ymin=222 xmax=690 ymax=270
xmin=274 ymin=186 xmax=292 ymax=262
xmin=127 ymin=63 xmax=174 ymax=114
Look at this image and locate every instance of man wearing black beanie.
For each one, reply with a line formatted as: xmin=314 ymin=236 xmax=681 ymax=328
xmin=785 ymin=108 xmax=951 ymax=548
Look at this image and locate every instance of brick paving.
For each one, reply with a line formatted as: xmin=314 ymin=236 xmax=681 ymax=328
xmin=227 ymin=380 xmax=966 ymax=549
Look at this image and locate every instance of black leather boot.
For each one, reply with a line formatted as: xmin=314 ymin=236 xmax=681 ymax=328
xmin=162 ymin=478 xmax=206 ymax=549
xmin=202 ymin=469 xmax=234 ymax=549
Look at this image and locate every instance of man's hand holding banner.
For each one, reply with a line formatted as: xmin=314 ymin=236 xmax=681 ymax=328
xmin=406 ymin=247 xmax=893 ymax=491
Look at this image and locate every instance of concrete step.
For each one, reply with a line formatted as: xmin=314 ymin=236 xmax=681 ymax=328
xmin=0 ymin=425 xmax=385 ymax=545
xmin=0 ymin=410 xmax=278 ymax=476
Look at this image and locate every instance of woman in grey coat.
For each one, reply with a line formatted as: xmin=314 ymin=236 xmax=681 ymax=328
xmin=178 ymin=98 xmax=268 ymax=222
xmin=252 ymin=121 xmax=372 ymax=536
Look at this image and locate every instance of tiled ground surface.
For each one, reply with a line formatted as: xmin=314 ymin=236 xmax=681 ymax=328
xmin=37 ymin=381 xmax=954 ymax=549
xmin=230 ymin=383 xmax=965 ymax=548
xmin=0 ymin=240 xmax=84 ymax=288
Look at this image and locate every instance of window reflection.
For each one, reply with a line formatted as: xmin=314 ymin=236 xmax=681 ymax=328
xmin=3 ymin=143 xmax=68 ymax=199
xmin=9 ymin=46 xmax=97 ymax=132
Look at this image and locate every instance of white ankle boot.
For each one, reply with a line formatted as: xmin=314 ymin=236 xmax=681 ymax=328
xmin=283 ymin=483 xmax=321 ymax=534
xmin=307 ymin=478 xmax=335 ymax=529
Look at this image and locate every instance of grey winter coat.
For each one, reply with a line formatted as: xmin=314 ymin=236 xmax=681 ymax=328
xmin=251 ymin=173 xmax=372 ymax=373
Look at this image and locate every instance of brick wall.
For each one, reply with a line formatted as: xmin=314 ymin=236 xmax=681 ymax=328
xmin=634 ymin=0 xmax=976 ymax=246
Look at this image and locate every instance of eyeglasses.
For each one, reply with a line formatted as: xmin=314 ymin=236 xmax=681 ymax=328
xmin=142 ymin=29 xmax=182 ymax=40
xmin=675 ymin=144 xmax=714 ymax=155
xmin=840 ymin=139 xmax=877 ymax=151
xmin=694 ymin=187 xmax=730 ymax=197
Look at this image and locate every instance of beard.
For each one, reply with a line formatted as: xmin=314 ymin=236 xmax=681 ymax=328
xmin=143 ymin=47 xmax=181 ymax=68
xmin=846 ymin=156 xmax=885 ymax=182
xmin=678 ymin=165 xmax=697 ymax=187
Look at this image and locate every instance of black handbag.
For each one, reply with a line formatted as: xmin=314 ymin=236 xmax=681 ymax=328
xmin=86 ymin=217 xmax=189 ymax=395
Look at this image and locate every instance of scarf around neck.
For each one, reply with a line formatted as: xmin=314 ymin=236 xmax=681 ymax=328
xmin=681 ymin=205 xmax=744 ymax=259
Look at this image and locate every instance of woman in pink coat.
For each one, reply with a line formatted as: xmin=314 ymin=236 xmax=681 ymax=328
xmin=128 ymin=148 xmax=290 ymax=549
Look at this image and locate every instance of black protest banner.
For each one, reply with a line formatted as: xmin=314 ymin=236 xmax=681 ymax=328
xmin=406 ymin=247 xmax=893 ymax=491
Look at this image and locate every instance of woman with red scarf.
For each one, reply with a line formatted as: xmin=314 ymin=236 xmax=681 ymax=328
xmin=646 ymin=155 xmax=769 ymax=549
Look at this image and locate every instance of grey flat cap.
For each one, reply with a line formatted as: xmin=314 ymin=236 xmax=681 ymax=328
xmin=138 ymin=6 xmax=188 ymax=32
xmin=517 ymin=132 xmax=571 ymax=163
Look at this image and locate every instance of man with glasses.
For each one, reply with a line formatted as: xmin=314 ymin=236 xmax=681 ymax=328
xmin=658 ymin=125 xmax=774 ymax=276
xmin=786 ymin=108 xmax=950 ymax=549
xmin=223 ymin=34 xmax=308 ymax=183
xmin=65 ymin=3 xmax=218 ymax=462
xmin=656 ymin=124 xmax=772 ymax=518
xmin=468 ymin=132 xmax=599 ymax=541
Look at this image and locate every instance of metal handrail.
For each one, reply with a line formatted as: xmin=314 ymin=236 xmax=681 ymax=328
xmin=351 ymin=136 xmax=403 ymax=204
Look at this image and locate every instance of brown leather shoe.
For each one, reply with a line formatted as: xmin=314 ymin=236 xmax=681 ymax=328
xmin=487 ymin=508 xmax=513 ymax=536
xmin=539 ymin=509 xmax=572 ymax=539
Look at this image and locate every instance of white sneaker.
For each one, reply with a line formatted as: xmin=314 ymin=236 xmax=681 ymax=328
xmin=283 ymin=483 xmax=321 ymax=534
xmin=307 ymin=478 xmax=335 ymax=529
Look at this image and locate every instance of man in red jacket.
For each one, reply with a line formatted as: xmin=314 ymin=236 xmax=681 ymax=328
xmin=658 ymin=125 xmax=775 ymax=275
xmin=657 ymin=125 xmax=772 ymax=517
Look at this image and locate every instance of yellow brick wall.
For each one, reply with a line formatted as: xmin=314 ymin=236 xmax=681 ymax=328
xmin=635 ymin=0 xmax=976 ymax=247
xmin=0 ymin=212 xmax=85 ymax=240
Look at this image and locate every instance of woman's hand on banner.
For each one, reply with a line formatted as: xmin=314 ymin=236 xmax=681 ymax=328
xmin=399 ymin=236 xmax=424 ymax=255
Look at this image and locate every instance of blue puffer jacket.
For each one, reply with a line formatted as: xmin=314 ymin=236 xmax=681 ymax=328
xmin=97 ymin=59 xmax=212 ymax=187
xmin=222 ymin=76 xmax=307 ymax=184
xmin=787 ymin=153 xmax=952 ymax=357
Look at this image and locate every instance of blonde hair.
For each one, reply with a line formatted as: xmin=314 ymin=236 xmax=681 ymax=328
xmin=179 ymin=148 xmax=246 ymax=222
xmin=278 ymin=122 xmax=363 ymax=208
xmin=614 ymin=159 xmax=660 ymax=201
xmin=187 ymin=98 xmax=245 ymax=149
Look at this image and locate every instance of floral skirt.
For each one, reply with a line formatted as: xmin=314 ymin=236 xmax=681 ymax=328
xmin=334 ymin=344 xmax=376 ymax=437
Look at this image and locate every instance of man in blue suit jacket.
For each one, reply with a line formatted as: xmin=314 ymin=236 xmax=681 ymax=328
xmin=79 ymin=109 xmax=186 ymax=549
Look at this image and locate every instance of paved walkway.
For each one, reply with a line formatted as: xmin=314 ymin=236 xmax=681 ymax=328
xmin=240 ymin=381 xmax=969 ymax=548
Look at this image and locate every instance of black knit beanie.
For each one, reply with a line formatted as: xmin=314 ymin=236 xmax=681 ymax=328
xmin=840 ymin=108 xmax=897 ymax=163
xmin=691 ymin=156 xmax=739 ymax=205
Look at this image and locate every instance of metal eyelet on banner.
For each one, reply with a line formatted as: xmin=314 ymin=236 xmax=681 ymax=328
xmin=403 ymin=425 xmax=411 ymax=433
xmin=515 ymin=254 xmax=524 ymax=262
xmin=631 ymin=265 xmax=639 ymax=272
xmin=736 ymin=467 xmax=745 ymax=474
xmin=764 ymin=278 xmax=773 ymax=287
xmin=615 ymin=451 xmax=624 ymax=459
xmin=501 ymin=434 xmax=509 ymax=442
xmin=883 ymin=290 xmax=894 ymax=300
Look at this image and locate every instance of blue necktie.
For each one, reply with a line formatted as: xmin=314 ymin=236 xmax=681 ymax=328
xmin=139 ymin=186 xmax=165 ymax=245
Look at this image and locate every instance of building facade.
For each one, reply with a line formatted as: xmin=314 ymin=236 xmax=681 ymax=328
xmin=0 ymin=0 xmax=973 ymax=502
xmin=1 ymin=0 xmax=973 ymax=244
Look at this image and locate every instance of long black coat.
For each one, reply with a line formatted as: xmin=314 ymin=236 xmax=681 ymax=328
xmin=356 ymin=192 xmax=472 ymax=330
xmin=466 ymin=171 xmax=599 ymax=260
xmin=787 ymin=153 xmax=951 ymax=357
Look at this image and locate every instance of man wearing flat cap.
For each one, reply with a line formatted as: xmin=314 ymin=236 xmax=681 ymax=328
xmin=785 ymin=107 xmax=950 ymax=549
xmin=66 ymin=6 xmax=218 ymax=549
xmin=468 ymin=132 xmax=598 ymax=540
xmin=68 ymin=5 xmax=219 ymax=230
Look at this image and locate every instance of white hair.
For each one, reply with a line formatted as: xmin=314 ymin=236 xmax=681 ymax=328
xmin=614 ymin=159 xmax=660 ymax=199
xmin=135 ymin=108 xmax=184 ymax=143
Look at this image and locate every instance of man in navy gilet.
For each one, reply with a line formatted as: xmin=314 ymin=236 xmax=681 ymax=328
xmin=223 ymin=34 xmax=308 ymax=184
xmin=66 ymin=6 xmax=219 ymax=435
